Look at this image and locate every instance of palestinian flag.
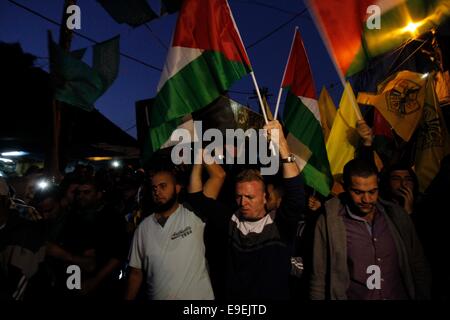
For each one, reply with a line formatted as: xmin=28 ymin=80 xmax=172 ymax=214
xmin=150 ymin=0 xmax=252 ymax=152
xmin=282 ymin=30 xmax=332 ymax=196
xmin=307 ymin=0 xmax=450 ymax=77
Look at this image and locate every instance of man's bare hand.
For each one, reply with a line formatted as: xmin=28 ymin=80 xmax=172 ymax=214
xmin=398 ymin=185 xmax=414 ymax=215
xmin=263 ymin=120 xmax=289 ymax=158
xmin=308 ymin=195 xmax=322 ymax=212
xmin=356 ymin=119 xmax=373 ymax=146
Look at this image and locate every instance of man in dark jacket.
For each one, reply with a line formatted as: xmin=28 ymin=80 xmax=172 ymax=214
xmin=0 ymin=177 xmax=46 ymax=300
xmin=188 ymin=120 xmax=306 ymax=300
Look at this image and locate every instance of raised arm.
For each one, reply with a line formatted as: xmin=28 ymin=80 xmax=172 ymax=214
xmin=263 ymin=120 xmax=300 ymax=179
xmin=356 ymin=119 xmax=376 ymax=166
xmin=186 ymin=149 xmax=230 ymax=226
xmin=264 ymin=120 xmax=305 ymax=233
xmin=356 ymin=119 xmax=373 ymax=147
xmin=203 ymin=160 xmax=226 ymax=200
xmin=188 ymin=162 xmax=203 ymax=194
xmin=188 ymin=149 xmax=226 ymax=200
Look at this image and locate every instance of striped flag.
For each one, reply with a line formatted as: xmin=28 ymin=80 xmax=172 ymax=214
xmin=149 ymin=0 xmax=252 ymax=152
xmin=282 ymin=30 xmax=332 ymax=196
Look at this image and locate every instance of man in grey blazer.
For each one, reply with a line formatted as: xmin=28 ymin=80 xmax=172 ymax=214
xmin=310 ymin=159 xmax=431 ymax=300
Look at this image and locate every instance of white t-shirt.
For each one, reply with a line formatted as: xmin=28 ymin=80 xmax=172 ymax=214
xmin=128 ymin=204 xmax=214 ymax=300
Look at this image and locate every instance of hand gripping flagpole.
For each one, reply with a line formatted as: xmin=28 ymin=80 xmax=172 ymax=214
xmin=249 ymin=72 xmax=277 ymax=155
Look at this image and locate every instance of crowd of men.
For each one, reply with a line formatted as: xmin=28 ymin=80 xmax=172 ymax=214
xmin=1 ymin=120 xmax=449 ymax=300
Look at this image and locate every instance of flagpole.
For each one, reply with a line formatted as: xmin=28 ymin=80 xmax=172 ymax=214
xmin=306 ymin=0 xmax=362 ymax=120
xmin=274 ymin=88 xmax=283 ymax=121
xmin=249 ymin=71 xmax=277 ymax=155
xmin=274 ymin=26 xmax=299 ymax=120
xmin=250 ymin=71 xmax=269 ymax=124
xmin=46 ymin=0 xmax=76 ymax=182
xmin=226 ymin=0 xmax=269 ymax=124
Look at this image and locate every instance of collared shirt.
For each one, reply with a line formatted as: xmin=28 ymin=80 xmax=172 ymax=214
xmin=342 ymin=203 xmax=409 ymax=300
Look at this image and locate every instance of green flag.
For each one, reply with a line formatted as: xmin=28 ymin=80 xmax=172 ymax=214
xmin=281 ymin=30 xmax=332 ymax=196
xmin=48 ymin=33 xmax=120 ymax=111
xmin=49 ymin=35 xmax=102 ymax=111
xmin=149 ymin=0 xmax=252 ymax=153
xmin=93 ymin=35 xmax=120 ymax=91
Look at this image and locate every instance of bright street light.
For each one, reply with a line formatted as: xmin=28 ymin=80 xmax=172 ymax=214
xmin=1 ymin=151 xmax=29 ymax=157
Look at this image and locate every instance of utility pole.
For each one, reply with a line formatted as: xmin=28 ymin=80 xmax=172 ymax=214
xmin=46 ymin=0 xmax=76 ymax=182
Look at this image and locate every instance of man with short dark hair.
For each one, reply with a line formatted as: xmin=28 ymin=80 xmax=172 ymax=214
xmin=187 ymin=120 xmax=306 ymax=300
xmin=125 ymin=167 xmax=214 ymax=300
xmin=46 ymin=178 xmax=127 ymax=299
xmin=264 ymin=176 xmax=285 ymax=213
xmin=58 ymin=175 xmax=80 ymax=211
xmin=32 ymin=186 xmax=61 ymax=220
xmin=310 ymin=158 xmax=431 ymax=300
xmin=380 ymin=164 xmax=419 ymax=215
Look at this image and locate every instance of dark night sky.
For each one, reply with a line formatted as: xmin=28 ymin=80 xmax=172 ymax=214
xmin=0 ymin=0 xmax=342 ymax=138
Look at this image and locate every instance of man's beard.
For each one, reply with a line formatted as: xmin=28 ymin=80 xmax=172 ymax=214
xmin=153 ymin=193 xmax=178 ymax=213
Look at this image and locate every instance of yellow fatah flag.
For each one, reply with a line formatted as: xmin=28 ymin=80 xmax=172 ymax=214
xmin=326 ymin=82 xmax=360 ymax=180
xmin=357 ymin=70 xmax=426 ymax=142
xmin=415 ymin=76 xmax=450 ymax=192
xmin=318 ymin=86 xmax=337 ymax=142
